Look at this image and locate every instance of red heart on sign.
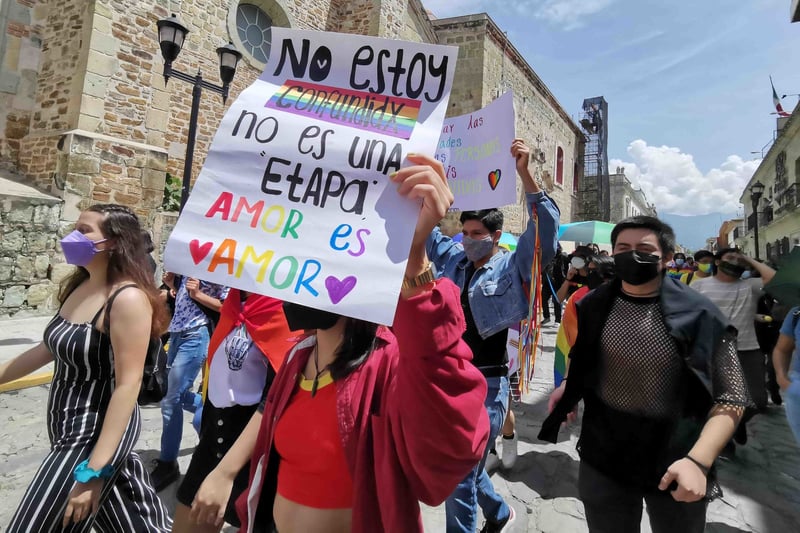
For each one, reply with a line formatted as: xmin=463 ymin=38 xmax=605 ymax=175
xmin=488 ymin=169 xmax=501 ymax=190
xmin=189 ymin=239 xmax=214 ymax=265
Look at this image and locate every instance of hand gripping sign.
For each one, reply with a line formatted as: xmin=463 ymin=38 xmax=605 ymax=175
xmin=165 ymin=28 xmax=457 ymax=326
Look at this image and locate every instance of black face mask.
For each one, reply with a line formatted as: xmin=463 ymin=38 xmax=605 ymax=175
xmin=613 ymin=250 xmax=661 ymax=286
xmin=282 ymin=302 xmax=340 ymax=331
xmin=718 ymin=261 xmax=746 ymax=278
xmin=586 ymin=270 xmax=605 ymax=290
xmin=571 ymin=273 xmax=589 ymax=285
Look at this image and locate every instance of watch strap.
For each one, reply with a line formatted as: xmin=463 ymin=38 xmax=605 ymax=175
xmin=402 ymin=263 xmax=436 ymax=290
xmin=73 ymin=459 xmax=114 ymax=483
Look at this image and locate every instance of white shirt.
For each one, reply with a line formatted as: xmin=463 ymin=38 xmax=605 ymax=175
xmin=691 ymin=276 xmax=762 ymax=351
xmin=208 ymin=328 xmax=269 ymax=408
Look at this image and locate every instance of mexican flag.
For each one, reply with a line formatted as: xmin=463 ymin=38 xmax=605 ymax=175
xmin=772 ymin=76 xmax=791 ymax=118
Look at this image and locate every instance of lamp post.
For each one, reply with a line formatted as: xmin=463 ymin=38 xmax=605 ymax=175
xmin=750 ymin=180 xmax=765 ymax=260
xmin=156 ymin=14 xmax=242 ymax=212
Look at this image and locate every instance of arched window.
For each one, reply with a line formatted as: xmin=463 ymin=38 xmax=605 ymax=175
xmin=556 ymin=146 xmax=564 ymax=185
xmin=573 ymin=162 xmax=579 ymax=194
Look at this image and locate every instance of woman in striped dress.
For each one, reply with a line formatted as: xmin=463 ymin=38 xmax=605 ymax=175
xmin=0 ymin=204 xmax=172 ymax=532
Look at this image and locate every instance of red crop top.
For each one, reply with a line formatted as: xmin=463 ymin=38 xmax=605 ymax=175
xmin=274 ymin=372 xmax=354 ymax=509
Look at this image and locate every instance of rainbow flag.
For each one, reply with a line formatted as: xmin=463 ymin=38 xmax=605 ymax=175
xmin=265 ymin=79 xmax=421 ymax=139
xmin=553 ymin=316 xmax=572 ymax=387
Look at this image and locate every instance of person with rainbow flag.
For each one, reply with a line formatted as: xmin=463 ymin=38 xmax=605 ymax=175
xmin=427 ymin=138 xmax=560 ymax=533
xmin=171 ymin=289 xmax=297 ymax=533
xmin=541 ymin=216 xmax=751 ymax=533
xmin=551 ymin=254 xmax=615 ymax=392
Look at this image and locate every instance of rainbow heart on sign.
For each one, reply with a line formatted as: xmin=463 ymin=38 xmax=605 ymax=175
xmin=488 ymin=169 xmax=501 ymax=190
xmin=189 ymin=240 xmax=214 ymax=264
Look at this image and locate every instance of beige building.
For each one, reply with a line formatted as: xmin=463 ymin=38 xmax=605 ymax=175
xmin=736 ymin=104 xmax=800 ymax=263
xmin=0 ymin=0 xmax=581 ymax=315
xmin=608 ymin=168 xmax=657 ymax=223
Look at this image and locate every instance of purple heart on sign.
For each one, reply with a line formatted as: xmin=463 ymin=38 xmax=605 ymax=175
xmin=325 ymin=275 xmax=357 ymax=305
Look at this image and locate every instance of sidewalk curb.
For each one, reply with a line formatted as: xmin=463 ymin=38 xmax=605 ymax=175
xmin=0 ymin=372 xmax=53 ymax=393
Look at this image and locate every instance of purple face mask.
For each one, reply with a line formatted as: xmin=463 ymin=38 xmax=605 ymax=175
xmin=61 ymin=230 xmax=107 ymax=266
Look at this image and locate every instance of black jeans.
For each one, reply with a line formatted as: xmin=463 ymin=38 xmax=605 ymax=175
xmin=578 ymin=461 xmax=707 ymax=533
xmin=541 ymin=276 xmax=562 ymax=322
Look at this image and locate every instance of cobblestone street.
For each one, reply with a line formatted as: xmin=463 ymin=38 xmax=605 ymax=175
xmin=1 ymin=320 xmax=800 ymax=531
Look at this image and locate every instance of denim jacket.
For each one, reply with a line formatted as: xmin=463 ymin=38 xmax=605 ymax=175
xmin=426 ymin=191 xmax=560 ymax=338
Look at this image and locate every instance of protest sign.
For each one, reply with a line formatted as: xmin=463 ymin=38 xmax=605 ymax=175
xmin=164 ymin=28 xmax=457 ymax=325
xmin=436 ymin=91 xmax=516 ymax=210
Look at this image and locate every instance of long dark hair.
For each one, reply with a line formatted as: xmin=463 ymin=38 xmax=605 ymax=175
xmin=58 ymin=204 xmax=169 ymax=337
xmin=329 ymin=318 xmax=380 ymax=381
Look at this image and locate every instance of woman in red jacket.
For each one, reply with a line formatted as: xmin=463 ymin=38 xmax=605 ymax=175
xmin=187 ymin=154 xmax=490 ymax=533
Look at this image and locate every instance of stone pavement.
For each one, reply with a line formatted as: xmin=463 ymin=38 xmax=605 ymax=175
xmin=1 ymin=316 xmax=800 ymax=531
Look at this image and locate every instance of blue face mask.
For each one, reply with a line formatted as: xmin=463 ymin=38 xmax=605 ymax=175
xmin=675 ymin=258 xmax=685 ymax=267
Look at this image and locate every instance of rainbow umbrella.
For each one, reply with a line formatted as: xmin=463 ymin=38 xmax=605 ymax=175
xmin=558 ymin=221 xmax=615 ymax=245
xmin=498 ymin=232 xmax=518 ymax=251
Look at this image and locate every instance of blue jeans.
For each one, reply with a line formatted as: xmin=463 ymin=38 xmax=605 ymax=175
xmin=446 ymin=375 xmax=511 ymax=532
xmin=785 ymin=371 xmax=800 ymax=446
xmin=160 ymin=326 xmax=209 ymax=462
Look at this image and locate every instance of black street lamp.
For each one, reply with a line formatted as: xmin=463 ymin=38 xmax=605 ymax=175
xmin=156 ymin=14 xmax=242 ymax=212
xmin=750 ymin=180 xmax=765 ymax=260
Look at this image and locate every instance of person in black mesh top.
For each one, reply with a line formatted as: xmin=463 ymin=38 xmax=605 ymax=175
xmin=540 ymin=216 xmax=751 ymax=533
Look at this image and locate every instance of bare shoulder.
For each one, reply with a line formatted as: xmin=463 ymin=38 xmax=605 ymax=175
xmin=109 ymin=284 xmax=151 ymax=316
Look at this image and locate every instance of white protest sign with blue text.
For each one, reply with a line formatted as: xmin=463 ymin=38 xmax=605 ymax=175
xmin=165 ymin=28 xmax=457 ymax=325
xmin=436 ymin=91 xmax=516 ymax=210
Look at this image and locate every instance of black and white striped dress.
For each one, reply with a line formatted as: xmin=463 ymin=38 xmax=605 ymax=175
xmin=8 ymin=304 xmax=172 ymax=532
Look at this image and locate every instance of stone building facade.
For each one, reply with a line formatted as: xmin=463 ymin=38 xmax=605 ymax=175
xmin=608 ymin=168 xmax=657 ymax=223
xmin=0 ymin=0 xmax=581 ymax=315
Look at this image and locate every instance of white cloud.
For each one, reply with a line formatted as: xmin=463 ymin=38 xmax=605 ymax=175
xmin=610 ymin=140 xmax=759 ymax=216
xmin=421 ymin=0 xmax=614 ymax=30
xmin=530 ymin=0 xmax=616 ymax=30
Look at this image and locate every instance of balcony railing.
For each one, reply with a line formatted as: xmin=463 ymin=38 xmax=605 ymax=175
xmin=775 ymin=183 xmax=798 ymax=216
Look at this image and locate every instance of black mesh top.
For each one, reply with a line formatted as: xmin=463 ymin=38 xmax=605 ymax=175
xmin=596 ymin=292 xmax=750 ymax=419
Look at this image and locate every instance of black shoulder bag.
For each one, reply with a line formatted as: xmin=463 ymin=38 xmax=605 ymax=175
xmin=104 ymin=284 xmax=168 ymax=406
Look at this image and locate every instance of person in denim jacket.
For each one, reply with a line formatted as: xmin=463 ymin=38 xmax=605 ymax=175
xmin=772 ymin=307 xmax=800 ymax=445
xmin=429 ymin=138 xmax=560 ymax=533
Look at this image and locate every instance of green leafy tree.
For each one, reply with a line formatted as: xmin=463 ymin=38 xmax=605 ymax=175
xmin=162 ymin=173 xmax=181 ymax=212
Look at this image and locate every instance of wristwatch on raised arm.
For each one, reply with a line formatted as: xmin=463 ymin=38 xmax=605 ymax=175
xmin=402 ymin=263 xmax=437 ymax=290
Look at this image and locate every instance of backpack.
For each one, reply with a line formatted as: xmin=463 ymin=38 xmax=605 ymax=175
xmin=104 ymin=284 xmax=168 ymax=406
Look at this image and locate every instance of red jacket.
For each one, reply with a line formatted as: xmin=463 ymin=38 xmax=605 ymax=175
xmin=235 ymin=279 xmax=490 ymax=532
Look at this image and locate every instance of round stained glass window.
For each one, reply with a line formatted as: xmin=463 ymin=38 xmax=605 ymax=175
xmin=236 ymin=3 xmax=272 ymax=64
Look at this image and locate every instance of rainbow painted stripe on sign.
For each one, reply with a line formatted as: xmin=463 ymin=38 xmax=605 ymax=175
xmin=266 ymin=80 xmax=421 ymax=140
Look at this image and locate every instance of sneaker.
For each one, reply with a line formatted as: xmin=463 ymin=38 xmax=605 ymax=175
xmin=770 ymin=389 xmax=783 ymax=406
xmin=485 ymin=448 xmax=501 ymax=472
xmin=541 ymin=317 xmax=551 ymax=325
xmin=150 ymin=459 xmax=179 ymax=492
xmin=501 ymin=433 xmax=518 ymax=469
xmin=480 ymin=505 xmax=515 ymax=533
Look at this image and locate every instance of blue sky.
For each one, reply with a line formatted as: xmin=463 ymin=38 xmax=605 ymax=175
xmin=423 ymin=0 xmax=800 ymax=217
